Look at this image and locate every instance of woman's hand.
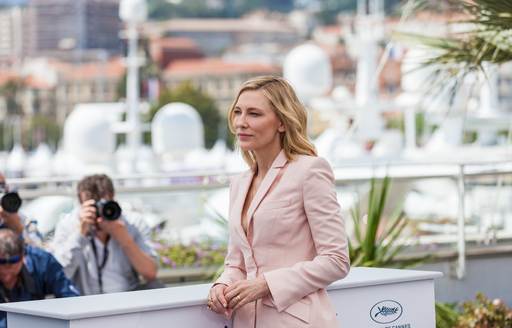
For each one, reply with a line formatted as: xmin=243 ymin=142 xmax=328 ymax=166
xmin=208 ymin=283 xmax=232 ymax=318
xmin=224 ymin=277 xmax=270 ymax=311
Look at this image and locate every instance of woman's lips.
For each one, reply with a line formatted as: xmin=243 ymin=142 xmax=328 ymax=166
xmin=237 ymin=133 xmax=252 ymax=141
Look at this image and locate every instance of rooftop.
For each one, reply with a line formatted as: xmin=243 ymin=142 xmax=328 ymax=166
xmin=143 ymin=17 xmax=296 ymax=36
xmin=164 ymin=58 xmax=278 ymax=77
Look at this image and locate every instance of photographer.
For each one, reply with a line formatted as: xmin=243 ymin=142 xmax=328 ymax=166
xmin=0 ymin=173 xmax=41 ymax=246
xmin=51 ymin=174 xmax=158 ymax=295
xmin=0 ymin=229 xmax=79 ymax=328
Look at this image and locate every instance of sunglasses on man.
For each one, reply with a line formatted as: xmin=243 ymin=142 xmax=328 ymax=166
xmin=0 ymin=255 xmax=21 ymax=265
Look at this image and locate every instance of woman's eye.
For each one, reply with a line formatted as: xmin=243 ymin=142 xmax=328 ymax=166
xmin=249 ymin=112 xmax=261 ymax=116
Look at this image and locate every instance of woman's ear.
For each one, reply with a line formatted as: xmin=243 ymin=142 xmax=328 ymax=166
xmin=278 ymin=121 xmax=285 ymax=133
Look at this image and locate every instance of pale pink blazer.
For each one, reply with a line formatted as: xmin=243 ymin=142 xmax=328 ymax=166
xmin=216 ymin=150 xmax=350 ymax=328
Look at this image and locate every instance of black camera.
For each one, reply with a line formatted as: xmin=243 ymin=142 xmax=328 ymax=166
xmin=1 ymin=191 xmax=22 ymax=213
xmin=95 ymin=200 xmax=122 ymax=221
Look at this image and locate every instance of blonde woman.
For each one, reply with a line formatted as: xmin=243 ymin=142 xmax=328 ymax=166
xmin=207 ymin=76 xmax=350 ymax=327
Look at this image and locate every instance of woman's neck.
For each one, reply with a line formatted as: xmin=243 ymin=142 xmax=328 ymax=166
xmin=253 ymin=145 xmax=282 ymax=178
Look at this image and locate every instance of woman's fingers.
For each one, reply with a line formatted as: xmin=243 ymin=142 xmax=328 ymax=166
xmin=214 ymin=285 xmax=228 ymax=308
xmin=209 ymin=281 xmax=261 ymax=316
xmin=208 ymin=295 xmax=224 ymax=314
xmin=232 ymin=294 xmax=248 ymax=311
xmin=224 ymin=282 xmax=242 ymax=301
xmin=210 ymin=301 xmax=224 ymax=313
xmin=228 ymin=292 xmax=245 ymax=309
xmin=207 ymin=285 xmax=229 ymax=315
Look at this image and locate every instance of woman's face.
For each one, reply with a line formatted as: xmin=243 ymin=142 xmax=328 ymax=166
xmin=233 ymin=90 xmax=284 ymax=153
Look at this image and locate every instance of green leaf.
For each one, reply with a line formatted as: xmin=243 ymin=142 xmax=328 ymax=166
xmin=350 ymin=203 xmax=363 ymax=244
xmin=348 ymin=175 xmax=430 ymax=268
xmin=395 ymin=0 xmax=512 ymax=99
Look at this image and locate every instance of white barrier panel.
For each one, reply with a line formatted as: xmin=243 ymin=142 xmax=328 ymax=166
xmin=0 ymin=267 xmax=441 ymax=328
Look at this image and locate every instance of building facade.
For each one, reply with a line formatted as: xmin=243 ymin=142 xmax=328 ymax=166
xmin=27 ymin=0 xmax=121 ymax=55
xmin=0 ymin=6 xmax=30 ymax=67
xmin=162 ymin=58 xmax=279 ymax=113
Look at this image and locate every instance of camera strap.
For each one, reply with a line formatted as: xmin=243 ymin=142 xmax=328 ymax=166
xmin=89 ymin=235 xmax=110 ymax=294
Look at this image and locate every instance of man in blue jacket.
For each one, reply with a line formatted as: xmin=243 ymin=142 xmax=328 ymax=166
xmin=0 ymin=228 xmax=79 ymax=327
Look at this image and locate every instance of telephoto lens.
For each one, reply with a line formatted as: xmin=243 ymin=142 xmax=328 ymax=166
xmin=1 ymin=192 xmax=22 ymax=213
xmin=95 ymin=200 xmax=122 ymax=221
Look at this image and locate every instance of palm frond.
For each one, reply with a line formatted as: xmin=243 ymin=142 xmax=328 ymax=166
xmin=380 ymin=198 xmax=405 ymax=243
xmin=464 ymin=0 xmax=512 ymax=29
xmin=350 ymin=205 xmax=363 ymax=245
xmin=363 ymin=178 xmax=384 ymax=262
xmin=379 ymin=217 xmax=408 ymax=258
xmin=350 ymin=248 xmax=366 ymax=267
xmin=376 ymin=176 xmax=390 ymax=225
xmin=396 ymin=0 xmax=512 ymax=97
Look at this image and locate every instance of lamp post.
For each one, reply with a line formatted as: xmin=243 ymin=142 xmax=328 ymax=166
xmin=119 ymin=0 xmax=147 ymax=173
xmin=353 ymin=0 xmax=384 ymax=143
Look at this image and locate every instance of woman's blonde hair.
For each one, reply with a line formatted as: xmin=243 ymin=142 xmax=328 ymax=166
xmin=228 ymin=75 xmax=317 ymax=169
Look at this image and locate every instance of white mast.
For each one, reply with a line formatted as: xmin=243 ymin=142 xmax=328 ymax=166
xmin=119 ymin=0 xmax=147 ymax=173
xmin=354 ymin=0 xmax=385 ymax=142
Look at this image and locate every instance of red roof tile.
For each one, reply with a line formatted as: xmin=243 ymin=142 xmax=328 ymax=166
xmin=164 ymin=58 xmax=279 ymax=77
xmin=50 ymin=57 xmax=125 ymax=81
xmin=151 ymin=37 xmax=200 ymax=50
xmin=24 ymin=75 xmax=53 ymax=89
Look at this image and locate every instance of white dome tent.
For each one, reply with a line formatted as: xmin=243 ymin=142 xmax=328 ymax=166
xmin=51 ymin=147 xmax=69 ymax=177
xmin=151 ymin=102 xmax=204 ymax=170
xmin=62 ymin=103 xmax=122 ymax=175
xmin=6 ymin=143 xmax=27 ymax=178
xmin=25 ymin=143 xmax=54 ymax=178
xmin=283 ymin=43 xmax=333 ymax=101
xmin=115 ymin=144 xmax=158 ymax=175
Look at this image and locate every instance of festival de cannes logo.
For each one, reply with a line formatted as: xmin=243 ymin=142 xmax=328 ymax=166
xmin=370 ymin=300 xmax=403 ymax=324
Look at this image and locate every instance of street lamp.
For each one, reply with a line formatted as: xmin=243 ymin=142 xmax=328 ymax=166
xmin=119 ymin=0 xmax=147 ymax=173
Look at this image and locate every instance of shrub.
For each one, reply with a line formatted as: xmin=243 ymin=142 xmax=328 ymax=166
xmin=436 ymin=302 xmax=459 ymax=328
xmin=456 ymin=293 xmax=512 ymax=328
xmin=154 ymin=241 xmax=227 ymax=269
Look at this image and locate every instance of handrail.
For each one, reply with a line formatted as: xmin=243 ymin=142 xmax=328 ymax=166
xmin=7 ymin=161 xmax=512 ymax=193
xmin=7 ymin=161 xmax=512 ymax=280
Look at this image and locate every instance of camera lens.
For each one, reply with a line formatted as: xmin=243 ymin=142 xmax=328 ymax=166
xmin=1 ymin=192 xmax=22 ymax=213
xmin=96 ymin=200 xmax=122 ymax=221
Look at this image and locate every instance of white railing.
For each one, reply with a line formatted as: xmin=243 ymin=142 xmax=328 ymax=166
xmin=8 ymin=160 xmax=512 ymax=280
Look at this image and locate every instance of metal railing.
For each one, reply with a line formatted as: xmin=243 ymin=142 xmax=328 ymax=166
xmin=7 ymin=160 xmax=512 ymax=279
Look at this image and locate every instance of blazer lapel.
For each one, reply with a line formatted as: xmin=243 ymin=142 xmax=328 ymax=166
xmin=233 ymin=171 xmax=253 ymax=242
xmin=246 ymin=150 xmax=288 ymax=225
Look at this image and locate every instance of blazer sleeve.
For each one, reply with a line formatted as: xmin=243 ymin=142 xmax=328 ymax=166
xmin=215 ymin=176 xmax=247 ymax=286
xmin=263 ymin=157 xmax=350 ymax=312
